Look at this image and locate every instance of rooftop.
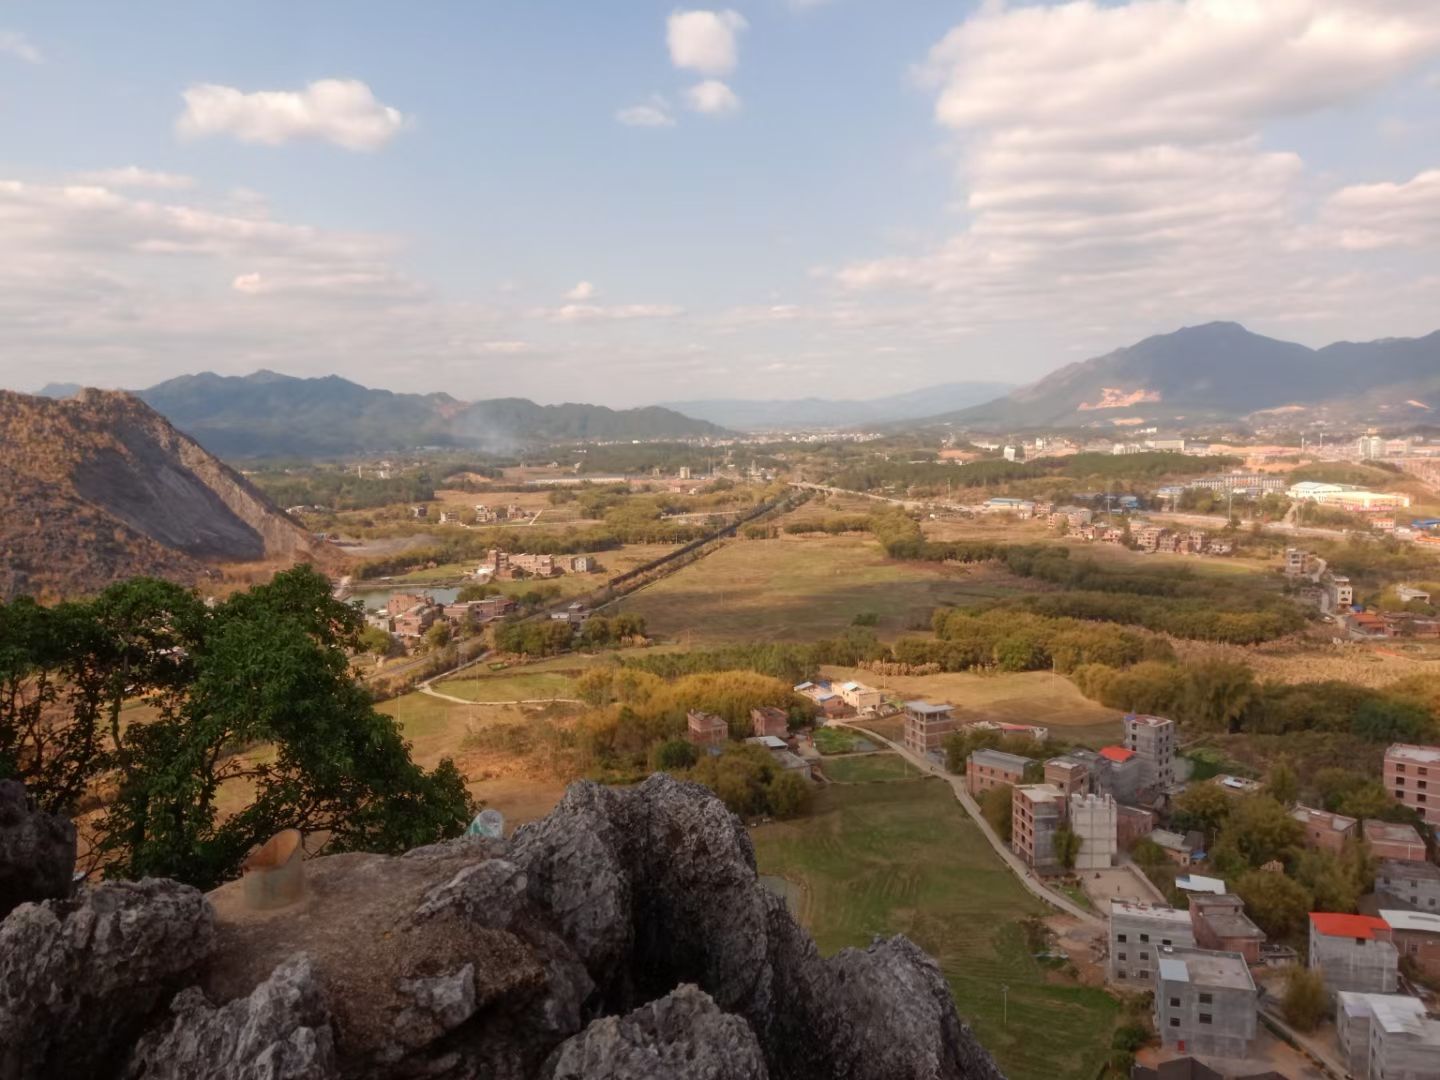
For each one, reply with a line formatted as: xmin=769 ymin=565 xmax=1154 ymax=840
xmin=1110 ymin=899 xmax=1192 ymax=923
xmin=1151 ymin=829 xmax=1191 ymax=851
xmin=1098 ymin=746 xmax=1136 ymax=763
xmin=1379 ymin=858 xmax=1440 ymax=881
xmin=745 ymin=735 xmax=788 ymax=750
xmin=904 ymin=701 xmax=952 ymax=716
xmin=1310 ymin=912 xmax=1391 ymax=940
xmin=1175 ymin=874 xmax=1227 ymax=895
xmin=1156 ymin=948 xmax=1255 ymax=991
xmin=1337 ymin=993 xmax=1440 ymax=1043
xmin=1378 ymin=910 xmax=1440 ymax=935
xmin=1124 ymin=714 xmax=1173 ymax=729
xmin=1387 ymin=743 xmax=1440 ymax=765
xmin=970 ymin=749 xmax=1031 ymax=771
xmin=1202 ymin=913 xmax=1266 ymax=941
xmin=1363 ymin=819 xmax=1425 ymax=845
xmin=1292 ymin=805 xmax=1357 ymax=832
xmin=1015 ymin=783 xmax=1064 ymax=804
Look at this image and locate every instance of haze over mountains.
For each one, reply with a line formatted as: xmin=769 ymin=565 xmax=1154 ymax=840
xmin=662 ymin=382 xmax=1015 ymax=431
xmin=930 ymin=322 xmax=1440 ymax=431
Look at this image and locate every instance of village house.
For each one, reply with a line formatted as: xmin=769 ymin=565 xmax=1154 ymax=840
xmin=1384 ymin=744 xmax=1440 ymax=828
xmin=437 ymin=510 xmax=460 ymax=525
xmin=1154 ymin=948 xmax=1259 ymax=1060
xmin=685 ymin=710 xmax=729 ymax=749
xmin=1150 ymin=829 xmax=1195 ymax=867
xmin=1335 ymin=992 xmax=1440 ymax=1080
xmin=393 ymin=605 xmax=439 ymax=638
xmin=1069 ymin=793 xmax=1118 ymax=870
xmin=836 ymin=680 xmax=883 ymax=713
xmin=1044 ymin=756 xmax=1089 ymax=799
xmin=1363 ymin=819 xmax=1428 ymax=863
xmin=1292 ymin=805 xmax=1358 ymax=856
xmin=1188 ymin=894 xmax=1266 ymax=964
xmin=1012 ymin=784 xmax=1064 ymax=872
xmin=569 ymin=555 xmax=598 ymax=573
xmin=902 ymin=701 xmax=956 ymax=761
xmin=410 ymin=505 xmax=429 ymax=519
xmin=966 ymin=749 xmax=1030 ymax=798
xmin=751 ymin=706 xmax=789 ymax=739
xmin=1378 ymin=909 xmax=1440 ymax=982
xmin=1109 ymin=900 xmax=1197 ymax=983
xmin=1376 ymin=859 xmax=1440 ymax=912
xmin=1309 ymin=913 xmax=1399 ymax=996
xmin=386 ymin=592 xmax=432 ymax=617
xmin=1117 ymin=804 xmax=1157 ymax=850
xmin=479 ymin=549 xmax=563 ymax=580
xmin=1049 ymin=506 xmax=1093 ymax=530
xmin=745 ymin=736 xmax=813 ymax=782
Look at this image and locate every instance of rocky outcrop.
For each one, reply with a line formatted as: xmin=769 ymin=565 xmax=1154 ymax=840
xmin=0 ymin=779 xmax=76 ymax=919
xmin=0 ymin=879 xmax=214 ymax=1080
xmin=0 ymin=775 xmax=1004 ymax=1080
xmin=542 ymin=985 xmax=768 ymax=1080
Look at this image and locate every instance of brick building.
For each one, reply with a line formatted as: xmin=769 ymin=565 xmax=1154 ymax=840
xmin=1384 ymin=744 xmax=1440 ymax=828
xmin=1188 ymin=894 xmax=1266 ymax=964
xmin=1363 ymin=820 xmax=1428 ymax=863
xmin=1292 ymin=805 xmax=1358 ymax=855
xmin=686 ymin=710 xmax=729 ymax=749
xmin=902 ymin=701 xmax=955 ymax=761
xmin=966 ymin=749 xmax=1030 ymax=798
xmin=751 ymin=707 xmax=789 ymax=739
xmin=1012 ymin=784 xmax=1064 ymax=873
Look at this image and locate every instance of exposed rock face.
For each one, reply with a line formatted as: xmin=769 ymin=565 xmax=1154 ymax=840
xmin=0 ymin=775 xmax=1004 ymax=1080
xmin=127 ymin=954 xmax=338 ymax=1080
xmin=543 ymin=984 xmax=768 ymax=1080
xmin=0 ymin=878 xmax=214 ymax=1080
xmin=0 ymin=779 xmax=76 ymax=919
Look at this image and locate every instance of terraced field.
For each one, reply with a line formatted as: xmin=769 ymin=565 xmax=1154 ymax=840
xmin=750 ymin=780 xmax=1118 ymax=1080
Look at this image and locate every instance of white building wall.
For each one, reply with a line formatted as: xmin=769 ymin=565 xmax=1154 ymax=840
xmin=1070 ymin=793 xmax=1118 ymax=870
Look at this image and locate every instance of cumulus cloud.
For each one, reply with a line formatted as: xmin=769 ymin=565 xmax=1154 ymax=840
xmin=667 ymin=10 xmax=747 ymax=76
xmin=0 ymin=30 xmax=42 ymax=64
xmin=176 ymin=79 xmax=407 ymax=151
xmin=835 ymin=0 xmax=1440 ymax=343
xmin=73 ymin=166 xmax=195 ymax=190
xmin=685 ymin=79 xmax=741 ymax=115
xmin=565 ymin=281 xmax=597 ymax=300
xmin=1319 ymin=169 xmax=1440 ymax=250
xmin=616 ymin=100 xmax=676 ymax=127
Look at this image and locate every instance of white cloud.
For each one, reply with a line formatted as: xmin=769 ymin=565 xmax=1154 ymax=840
xmin=475 ymin=340 xmax=533 ymax=354
xmin=176 ymin=79 xmax=407 ymax=151
xmin=565 ymin=281 xmax=597 ymax=300
xmin=0 ymin=30 xmax=42 ymax=64
xmin=667 ymin=10 xmax=747 ymax=76
xmin=616 ymin=100 xmax=676 ymax=127
xmin=685 ymin=80 xmax=741 ymax=115
xmin=546 ymin=303 xmax=684 ymax=322
xmin=1319 ymin=169 xmax=1440 ymax=250
xmin=72 ymin=166 xmax=196 ymax=191
xmin=834 ymin=0 xmax=1440 ymax=344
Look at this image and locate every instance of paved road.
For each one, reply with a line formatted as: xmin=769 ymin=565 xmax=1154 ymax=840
xmin=837 ymin=721 xmax=1103 ymax=928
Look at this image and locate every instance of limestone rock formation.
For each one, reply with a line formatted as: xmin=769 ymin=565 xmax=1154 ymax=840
xmin=0 ymin=774 xmax=1004 ymax=1080
xmin=542 ymin=984 xmax=768 ymax=1080
xmin=0 ymin=779 xmax=76 ymax=920
xmin=0 ymin=878 xmax=214 ymax=1080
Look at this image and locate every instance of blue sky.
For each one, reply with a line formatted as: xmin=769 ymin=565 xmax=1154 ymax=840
xmin=2 ymin=1 xmax=1439 ymax=405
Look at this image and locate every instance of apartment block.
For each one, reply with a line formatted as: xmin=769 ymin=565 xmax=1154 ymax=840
xmin=1376 ymin=859 xmax=1440 ymax=912
xmin=1292 ymin=805 xmax=1358 ymax=856
xmin=966 ymin=749 xmax=1030 ymax=798
xmin=1012 ymin=784 xmax=1064 ymax=873
xmin=1069 ymin=793 xmax=1118 ymax=870
xmin=1155 ymin=948 xmax=1258 ymax=1059
xmin=1309 ymin=913 xmax=1399 ymax=996
xmin=1385 ymin=744 xmax=1440 ymax=828
xmin=1124 ymin=714 xmax=1177 ymax=792
xmin=1363 ymin=819 xmax=1428 ymax=863
xmin=1109 ymin=900 xmax=1196 ymax=984
xmin=1336 ymin=992 xmax=1440 ymax=1080
xmin=902 ymin=701 xmax=956 ymax=761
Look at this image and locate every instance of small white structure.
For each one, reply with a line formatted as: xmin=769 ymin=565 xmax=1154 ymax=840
xmin=1175 ymin=874 xmax=1228 ymax=896
xmin=1069 ymin=793 xmax=1118 ymax=870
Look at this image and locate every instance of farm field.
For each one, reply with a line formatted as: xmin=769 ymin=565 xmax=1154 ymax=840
xmin=615 ymin=535 xmax=1037 ymax=645
xmin=823 ymin=667 xmax=1125 ymax=747
xmin=432 ymin=670 xmax=579 ymax=702
xmin=821 ymin=752 xmax=919 ymax=782
xmin=750 ymin=780 xmax=1118 ymax=1080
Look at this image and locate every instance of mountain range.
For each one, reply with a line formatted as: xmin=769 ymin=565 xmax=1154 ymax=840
xmin=934 ymin=322 xmax=1440 ymax=430
xmin=41 ymin=371 xmax=726 ymax=457
xmin=661 ymin=381 xmax=1015 ymax=431
xmin=0 ymin=389 xmax=319 ymax=600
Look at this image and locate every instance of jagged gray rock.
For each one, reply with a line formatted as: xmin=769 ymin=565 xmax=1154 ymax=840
xmin=0 ymin=779 xmax=76 ymax=920
xmin=543 ymin=984 xmax=768 ymax=1080
xmin=126 ymin=953 xmax=338 ymax=1080
xmin=0 ymin=877 xmax=215 ymax=1080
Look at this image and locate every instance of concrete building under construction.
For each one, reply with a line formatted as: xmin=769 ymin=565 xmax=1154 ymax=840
xmin=1154 ymin=948 xmax=1258 ymax=1059
xmin=1336 ymin=992 xmax=1440 ymax=1080
xmin=1309 ymin=913 xmax=1399 ymax=996
xmin=1068 ymin=793 xmax=1118 ymax=870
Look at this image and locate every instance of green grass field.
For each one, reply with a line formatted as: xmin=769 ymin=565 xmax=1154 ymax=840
xmin=432 ymin=670 xmax=577 ymax=702
xmin=821 ymin=752 xmax=918 ymax=782
xmin=617 ymin=536 xmax=1031 ymax=644
xmin=751 ymin=782 xmax=1118 ymax=1080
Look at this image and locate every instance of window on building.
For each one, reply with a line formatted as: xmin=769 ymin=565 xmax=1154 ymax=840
xmin=1118 ymin=953 xmax=1127 ymax=961
xmin=1199 ymin=993 xmax=1212 ymax=1004
xmin=1140 ymin=933 xmax=1150 ymax=943
xmin=1199 ymin=1014 xmax=1213 ymax=1025
xmin=1117 ymin=933 xmax=1127 ymax=943
xmin=1169 ymin=1018 xmax=1180 ymax=1028
xmin=1140 ymin=952 xmax=1149 ymax=961
xmin=1162 ymin=938 xmax=1172 ymax=946
xmin=1116 ymin=970 xmax=1126 ymax=979
xmin=1169 ymin=997 xmax=1180 ymax=1007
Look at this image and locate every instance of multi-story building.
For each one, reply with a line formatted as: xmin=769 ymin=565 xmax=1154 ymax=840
xmin=966 ymin=749 xmax=1030 ymax=798
xmin=1309 ymin=913 xmax=1399 ymax=996
xmin=1358 ymin=434 xmax=1386 ymax=460
xmin=836 ymin=680 xmax=883 ymax=713
xmin=902 ymin=701 xmax=955 ymax=761
xmin=1044 ymin=756 xmax=1089 ymax=799
xmin=1109 ymin=900 xmax=1196 ymax=984
xmin=1385 ymin=744 xmax=1440 ymax=828
xmin=1284 ymin=547 xmax=1313 ymax=577
xmin=1364 ymin=819 xmax=1428 ymax=863
xmin=1376 ymin=859 xmax=1440 ymax=912
xmin=1069 ymin=793 xmax=1118 ymax=870
xmin=1292 ymin=805 xmax=1359 ymax=855
xmin=1117 ymin=804 xmax=1157 ymax=850
xmin=1012 ymin=784 xmax=1064 ymax=872
xmin=1124 ymin=714 xmax=1176 ymax=792
xmin=1188 ymin=894 xmax=1266 ymax=964
xmin=1336 ymin=992 xmax=1440 ymax=1080
xmin=1092 ymin=746 xmax=1145 ymax=804
xmin=1379 ymin=910 xmax=1440 ymax=981
xmin=750 ymin=707 xmax=789 ymax=739
xmin=1325 ymin=573 xmax=1355 ymax=613
xmin=1154 ymin=948 xmax=1258 ymax=1059
xmin=686 ymin=710 xmax=729 ymax=749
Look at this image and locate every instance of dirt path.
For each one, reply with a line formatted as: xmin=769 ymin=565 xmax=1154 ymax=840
xmin=416 ymin=682 xmax=583 ymax=707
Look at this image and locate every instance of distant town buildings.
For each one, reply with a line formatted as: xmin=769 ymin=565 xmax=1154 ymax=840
xmin=1287 ymin=481 xmax=1412 ymax=513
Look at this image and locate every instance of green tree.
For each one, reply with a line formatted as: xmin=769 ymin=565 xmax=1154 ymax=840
xmin=1171 ymin=783 xmax=1233 ymax=843
xmin=1053 ymin=827 xmax=1081 ymax=871
xmin=456 ymin=583 xmax=499 ymax=602
xmin=424 ymin=620 xmax=452 ymax=651
xmin=652 ymin=738 xmax=699 ymax=772
xmin=358 ymin=625 xmax=392 ymax=655
xmin=1215 ymin=795 xmax=1303 ymax=868
xmin=767 ymin=770 xmax=813 ymax=819
xmin=1337 ymin=781 xmax=1394 ymax=822
xmin=1181 ymin=659 xmax=1258 ymax=732
xmin=1281 ymin=968 xmax=1328 ymax=1032
xmin=1265 ymin=759 xmax=1299 ymax=807
xmin=1235 ymin=870 xmax=1312 ymax=941
xmin=981 ymin=784 xmax=1014 ymax=842
xmin=25 ymin=567 xmax=477 ymax=889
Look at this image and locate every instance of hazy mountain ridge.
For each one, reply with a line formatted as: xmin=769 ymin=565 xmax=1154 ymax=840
xmin=662 ymin=381 xmax=1015 ymax=431
xmin=937 ymin=322 xmax=1440 ymax=429
xmin=0 ymin=389 xmax=318 ymax=600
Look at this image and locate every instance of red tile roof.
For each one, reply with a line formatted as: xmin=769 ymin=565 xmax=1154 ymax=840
xmin=1099 ymin=746 xmax=1136 ymax=763
xmin=1309 ymin=913 xmax=1390 ymax=940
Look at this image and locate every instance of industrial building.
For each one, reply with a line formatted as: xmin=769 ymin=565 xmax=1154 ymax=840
xmin=1069 ymin=793 xmax=1118 ymax=870
xmin=1309 ymin=913 xmax=1399 ymax=996
xmin=1154 ymin=948 xmax=1258 ymax=1059
xmin=1336 ymin=992 xmax=1440 ymax=1080
xmin=1109 ymin=900 xmax=1196 ymax=983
